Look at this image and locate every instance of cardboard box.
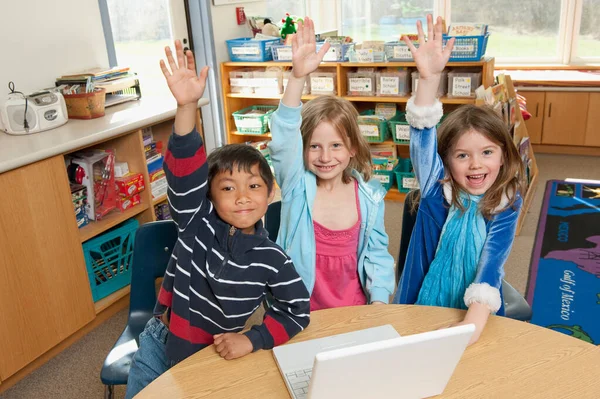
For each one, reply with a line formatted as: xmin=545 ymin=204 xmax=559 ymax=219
xmin=115 ymin=172 xmax=145 ymax=197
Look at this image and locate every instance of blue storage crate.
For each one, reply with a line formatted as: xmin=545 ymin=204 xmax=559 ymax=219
xmin=226 ymin=37 xmax=280 ymax=62
xmin=372 ymin=158 xmax=398 ymax=191
xmin=317 ymin=42 xmax=354 ymax=62
xmin=82 ymin=218 xmax=138 ymax=302
xmin=271 ymin=44 xmax=293 ymax=61
xmin=384 ymin=41 xmax=417 ymax=61
xmin=443 ymin=33 xmax=490 ymax=62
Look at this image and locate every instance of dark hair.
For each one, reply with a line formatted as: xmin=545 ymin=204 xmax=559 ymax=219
xmin=207 ymin=144 xmax=274 ymax=195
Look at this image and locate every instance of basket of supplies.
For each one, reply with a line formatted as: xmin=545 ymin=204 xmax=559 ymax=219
xmin=226 ymin=37 xmax=281 ymax=62
xmin=372 ymin=157 xmax=398 ymax=191
xmin=232 ymin=105 xmax=277 ymax=135
xmin=358 ymin=110 xmax=389 ymax=143
xmin=82 ymin=218 xmax=138 ymax=301
xmin=394 ymin=158 xmax=419 ymax=193
xmin=443 ymin=33 xmax=490 ymax=62
xmin=388 ymin=112 xmax=410 ymax=144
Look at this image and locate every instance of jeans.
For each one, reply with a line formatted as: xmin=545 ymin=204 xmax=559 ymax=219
xmin=125 ymin=317 xmax=177 ymax=399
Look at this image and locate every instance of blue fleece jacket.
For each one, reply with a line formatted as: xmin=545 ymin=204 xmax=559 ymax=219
xmin=268 ymin=101 xmax=395 ymax=304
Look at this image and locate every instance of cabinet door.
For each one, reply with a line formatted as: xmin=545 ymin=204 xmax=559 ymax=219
xmin=522 ymin=91 xmax=545 ymax=144
xmin=542 ymin=92 xmax=589 ymax=145
xmin=584 ymin=93 xmax=600 ymax=147
xmin=0 ymin=156 xmax=95 ymax=379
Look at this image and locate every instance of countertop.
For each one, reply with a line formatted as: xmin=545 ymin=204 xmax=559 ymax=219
xmin=0 ymin=96 xmax=209 ymax=174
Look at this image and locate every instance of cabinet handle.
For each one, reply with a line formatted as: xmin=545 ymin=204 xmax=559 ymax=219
xmin=535 ymin=103 xmax=539 ymax=117
xmin=548 ymin=103 xmax=552 ymax=118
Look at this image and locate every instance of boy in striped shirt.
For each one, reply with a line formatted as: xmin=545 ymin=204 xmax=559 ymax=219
xmin=125 ymin=41 xmax=310 ymax=398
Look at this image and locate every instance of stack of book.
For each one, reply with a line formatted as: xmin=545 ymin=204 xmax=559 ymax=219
xmin=56 ymin=67 xmax=141 ymax=107
xmin=142 ymin=128 xmax=168 ymax=200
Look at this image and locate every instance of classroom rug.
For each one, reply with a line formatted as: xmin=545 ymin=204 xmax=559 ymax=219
xmin=526 ymin=180 xmax=600 ymax=345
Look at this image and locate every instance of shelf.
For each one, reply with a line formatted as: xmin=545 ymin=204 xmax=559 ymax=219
xmin=232 ymin=130 xmax=272 ymax=138
xmin=79 ymin=202 xmax=150 ymax=243
xmin=223 ymin=61 xmax=339 ymax=67
xmin=343 ymin=96 xmax=475 ymax=104
xmin=227 ymin=93 xmax=319 ymax=101
xmin=384 ymin=188 xmax=407 ymax=202
xmin=94 ymin=285 xmax=130 ymax=314
xmin=223 ymin=59 xmax=492 ymax=68
xmin=152 ymin=194 xmax=168 ymax=205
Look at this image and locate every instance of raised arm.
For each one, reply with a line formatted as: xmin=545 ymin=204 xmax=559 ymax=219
xmin=269 ymin=17 xmax=330 ymax=198
xmin=404 ymin=15 xmax=455 ymax=196
xmin=160 ymin=40 xmax=211 ymax=229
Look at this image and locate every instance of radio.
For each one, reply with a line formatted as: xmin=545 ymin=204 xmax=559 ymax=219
xmin=0 ymin=91 xmax=68 ymax=135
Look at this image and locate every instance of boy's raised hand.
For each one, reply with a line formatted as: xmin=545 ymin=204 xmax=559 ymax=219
xmin=160 ymin=40 xmax=209 ymax=106
xmin=403 ymin=15 xmax=454 ymax=80
xmin=291 ymin=17 xmax=330 ymax=78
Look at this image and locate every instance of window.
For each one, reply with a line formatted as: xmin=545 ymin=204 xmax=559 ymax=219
xmin=100 ymin=0 xmax=190 ymax=96
xmin=450 ymin=0 xmax=563 ymax=62
xmin=574 ymin=0 xmax=600 ymax=61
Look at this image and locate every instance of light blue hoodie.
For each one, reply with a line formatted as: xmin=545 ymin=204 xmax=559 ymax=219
xmin=268 ymin=101 xmax=395 ymax=304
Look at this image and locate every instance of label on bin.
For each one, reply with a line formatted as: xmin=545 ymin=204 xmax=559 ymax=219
xmin=395 ymin=125 xmax=410 ymax=140
xmin=232 ymin=47 xmax=260 ymax=55
xmin=230 ymin=78 xmax=253 ymax=87
xmin=402 ymin=176 xmax=419 ymax=189
xmin=453 ymin=44 xmax=475 ymax=53
xmin=277 ymin=47 xmax=293 ymax=60
xmin=359 ymin=124 xmax=379 ymax=137
xmin=393 ymin=46 xmax=412 ymax=60
xmin=373 ymin=174 xmax=390 ymax=184
xmin=236 ymin=119 xmax=263 ymax=128
xmin=349 ymin=78 xmax=372 ymax=92
xmin=380 ymin=77 xmax=400 ymax=95
xmin=323 ymin=47 xmax=340 ymax=62
xmin=452 ymin=77 xmax=472 ymax=97
xmin=356 ymin=49 xmax=374 ymax=63
xmin=311 ymin=77 xmax=334 ymax=92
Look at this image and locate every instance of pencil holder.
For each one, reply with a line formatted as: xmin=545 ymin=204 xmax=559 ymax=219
xmin=63 ymin=88 xmax=106 ymax=119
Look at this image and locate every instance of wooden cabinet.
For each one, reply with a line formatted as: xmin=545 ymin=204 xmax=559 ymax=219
xmin=543 ymin=92 xmax=589 ymax=146
xmin=220 ymin=58 xmax=497 ymax=202
xmin=0 ymin=156 xmax=96 ymax=379
xmin=522 ymin=91 xmax=545 ymax=144
xmin=585 ymin=93 xmax=600 ymax=147
xmin=0 ymin=110 xmax=203 ymax=390
xmin=521 ymin=90 xmax=600 ymax=152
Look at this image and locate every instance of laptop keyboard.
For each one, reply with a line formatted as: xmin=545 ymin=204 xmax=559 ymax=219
xmin=285 ymin=367 xmax=313 ymax=399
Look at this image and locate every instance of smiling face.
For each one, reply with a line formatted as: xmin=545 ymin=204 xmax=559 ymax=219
xmin=446 ymin=129 xmax=504 ymax=196
xmin=305 ymin=121 xmax=354 ymax=183
xmin=210 ymin=162 xmax=274 ymax=234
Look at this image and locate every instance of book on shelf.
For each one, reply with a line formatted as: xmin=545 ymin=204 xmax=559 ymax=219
xmin=447 ymin=23 xmax=488 ymax=36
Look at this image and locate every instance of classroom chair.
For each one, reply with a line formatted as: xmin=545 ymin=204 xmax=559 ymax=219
xmin=397 ymin=189 xmax=533 ymax=321
xmin=100 ymin=220 xmax=178 ymax=399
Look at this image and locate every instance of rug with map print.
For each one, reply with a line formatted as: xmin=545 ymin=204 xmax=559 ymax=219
xmin=526 ymin=180 xmax=600 ymax=345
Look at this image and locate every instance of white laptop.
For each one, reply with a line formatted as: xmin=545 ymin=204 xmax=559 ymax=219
xmin=273 ymin=323 xmax=475 ymax=399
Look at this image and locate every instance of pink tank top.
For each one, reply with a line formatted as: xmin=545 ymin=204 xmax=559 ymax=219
xmin=310 ymin=180 xmax=367 ymax=311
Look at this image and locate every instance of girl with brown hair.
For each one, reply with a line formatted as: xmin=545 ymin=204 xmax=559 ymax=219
xmin=269 ymin=17 xmax=395 ymax=310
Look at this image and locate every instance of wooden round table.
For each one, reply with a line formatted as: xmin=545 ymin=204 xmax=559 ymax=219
xmin=136 ymin=305 xmax=600 ymax=398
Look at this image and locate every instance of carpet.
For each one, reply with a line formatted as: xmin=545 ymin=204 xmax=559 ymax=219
xmin=526 ymin=179 xmax=600 ymax=345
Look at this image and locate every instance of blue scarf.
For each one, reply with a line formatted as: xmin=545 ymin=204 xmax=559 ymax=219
xmin=416 ymin=193 xmax=487 ymax=309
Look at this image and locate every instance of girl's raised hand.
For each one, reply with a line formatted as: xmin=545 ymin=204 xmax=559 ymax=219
xmin=291 ymin=17 xmax=330 ymax=78
xmin=402 ymin=15 xmax=454 ymax=80
xmin=160 ymin=40 xmax=209 ymax=106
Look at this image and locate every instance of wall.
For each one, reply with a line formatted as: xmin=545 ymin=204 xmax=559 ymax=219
xmin=209 ymin=1 xmax=267 ymax=65
xmin=0 ymin=0 xmax=109 ymax=95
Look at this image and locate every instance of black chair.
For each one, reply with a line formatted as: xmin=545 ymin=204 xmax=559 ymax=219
xmin=397 ymin=190 xmax=532 ymax=321
xmin=100 ymin=220 xmax=178 ymax=399
xmin=264 ymin=200 xmax=282 ymax=241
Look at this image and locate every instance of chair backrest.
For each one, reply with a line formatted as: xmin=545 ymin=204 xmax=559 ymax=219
xmin=264 ymin=200 xmax=282 ymax=242
xmin=128 ymin=220 xmax=178 ymax=329
xmin=397 ymin=190 xmax=420 ymax=284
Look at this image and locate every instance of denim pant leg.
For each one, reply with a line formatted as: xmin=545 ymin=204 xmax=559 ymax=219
xmin=125 ymin=317 xmax=173 ymax=399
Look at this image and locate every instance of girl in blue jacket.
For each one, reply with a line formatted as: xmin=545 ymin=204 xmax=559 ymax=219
xmin=269 ymin=17 xmax=395 ymax=309
xmin=392 ymin=15 xmax=525 ymax=345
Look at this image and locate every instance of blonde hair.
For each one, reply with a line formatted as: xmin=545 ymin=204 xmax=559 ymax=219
xmin=300 ymin=96 xmax=372 ymax=183
xmin=437 ymin=104 xmax=524 ymax=219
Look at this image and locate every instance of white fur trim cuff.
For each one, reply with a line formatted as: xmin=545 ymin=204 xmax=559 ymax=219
xmin=464 ymin=283 xmax=501 ymax=314
xmin=405 ymin=96 xmax=444 ymax=129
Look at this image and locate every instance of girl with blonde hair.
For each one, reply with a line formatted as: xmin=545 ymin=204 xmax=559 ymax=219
xmin=269 ymin=17 xmax=395 ymax=309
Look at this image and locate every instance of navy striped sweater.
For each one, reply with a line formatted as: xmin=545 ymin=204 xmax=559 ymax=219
xmin=154 ymin=130 xmax=310 ymax=363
